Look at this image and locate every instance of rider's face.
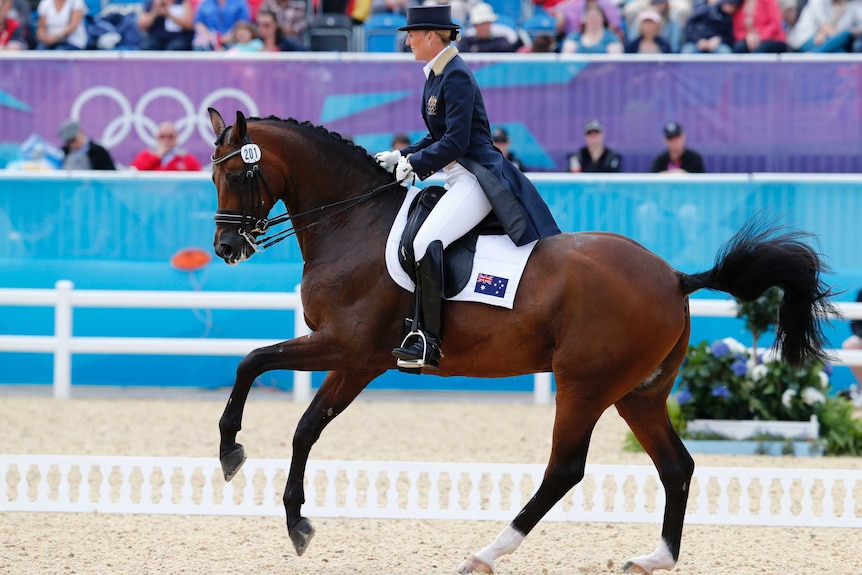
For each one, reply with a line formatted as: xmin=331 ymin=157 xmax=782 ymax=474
xmin=406 ymin=31 xmax=434 ymax=62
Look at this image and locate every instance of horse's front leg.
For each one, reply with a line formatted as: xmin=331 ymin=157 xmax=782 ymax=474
xmin=284 ymin=369 xmax=382 ymax=555
xmin=218 ymin=332 xmax=348 ymax=481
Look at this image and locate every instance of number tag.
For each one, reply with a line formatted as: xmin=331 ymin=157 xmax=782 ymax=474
xmin=241 ymin=144 xmax=262 ymax=164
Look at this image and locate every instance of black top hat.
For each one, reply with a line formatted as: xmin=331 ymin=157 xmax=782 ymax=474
xmin=398 ymin=5 xmax=461 ymax=31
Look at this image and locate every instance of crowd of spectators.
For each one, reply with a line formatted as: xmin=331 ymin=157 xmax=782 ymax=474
xmin=14 ymin=114 xmax=701 ymax=174
xmin=2 ymin=0 xmax=861 ymax=53
xmin=8 ymin=117 xmax=205 ymax=171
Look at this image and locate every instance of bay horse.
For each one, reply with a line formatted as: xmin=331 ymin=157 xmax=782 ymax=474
xmin=207 ymin=108 xmax=834 ymax=574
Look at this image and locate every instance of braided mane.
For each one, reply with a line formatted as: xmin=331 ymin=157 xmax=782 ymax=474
xmin=246 ymin=115 xmax=391 ymax=176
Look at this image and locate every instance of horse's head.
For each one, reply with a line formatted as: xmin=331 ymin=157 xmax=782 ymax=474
xmin=209 ymin=107 xmax=402 ymax=266
xmin=208 ymin=107 xmax=279 ymax=265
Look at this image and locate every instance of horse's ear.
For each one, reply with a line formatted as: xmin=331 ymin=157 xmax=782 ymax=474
xmin=231 ymin=110 xmax=248 ymax=143
xmin=208 ymin=108 xmax=226 ymax=139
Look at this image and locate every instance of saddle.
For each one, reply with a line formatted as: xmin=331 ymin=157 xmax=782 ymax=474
xmin=398 ymin=186 xmax=504 ymax=298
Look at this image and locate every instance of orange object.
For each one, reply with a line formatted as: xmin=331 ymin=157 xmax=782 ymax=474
xmin=170 ymin=247 xmax=212 ymax=271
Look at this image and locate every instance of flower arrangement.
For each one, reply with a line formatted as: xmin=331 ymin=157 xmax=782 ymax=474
xmin=668 ymin=287 xmax=862 ymax=456
xmin=676 ymin=286 xmax=830 ymax=423
xmin=675 ymin=337 xmax=830 ymax=423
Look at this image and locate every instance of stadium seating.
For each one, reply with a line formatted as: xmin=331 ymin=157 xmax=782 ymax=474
xmin=519 ymin=8 xmax=555 ymax=40
xmin=363 ymin=12 xmax=406 ymax=53
xmin=84 ymin=0 xmax=105 ymax=16
xmin=307 ymin=13 xmax=355 ymax=52
xmin=484 ymin=0 xmax=523 ymax=22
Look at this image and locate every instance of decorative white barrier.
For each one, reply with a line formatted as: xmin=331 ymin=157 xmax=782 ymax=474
xmin=1 ymin=281 xmax=861 ymax=404
xmin=1 ymin=455 xmax=859 ymax=527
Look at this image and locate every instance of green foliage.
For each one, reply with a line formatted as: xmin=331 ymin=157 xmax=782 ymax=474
xmin=614 ymin=291 xmax=862 ymax=457
xmin=676 ymin=337 xmax=830 ymax=423
xmin=736 ymin=286 xmax=783 ymax=339
xmin=818 ymin=397 xmax=862 ymax=456
xmin=668 ymin=290 xmax=862 ymax=456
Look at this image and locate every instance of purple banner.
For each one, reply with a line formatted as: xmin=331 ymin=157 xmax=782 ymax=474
xmin=1 ymin=55 xmax=860 ymax=173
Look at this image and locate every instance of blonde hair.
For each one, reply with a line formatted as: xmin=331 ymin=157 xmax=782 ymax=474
xmin=431 ymin=29 xmax=461 ymax=44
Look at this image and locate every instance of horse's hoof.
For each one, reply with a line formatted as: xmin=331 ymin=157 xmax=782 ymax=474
xmin=457 ymin=555 xmax=494 ymax=574
xmin=289 ymin=517 xmax=315 ymax=556
xmin=622 ymin=560 xmax=652 ymax=574
xmin=622 ymin=541 xmax=674 ymax=574
xmin=220 ymin=444 xmax=247 ymax=481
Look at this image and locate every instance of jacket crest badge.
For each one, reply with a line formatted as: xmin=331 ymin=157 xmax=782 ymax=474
xmin=426 ymin=95 xmax=438 ymax=116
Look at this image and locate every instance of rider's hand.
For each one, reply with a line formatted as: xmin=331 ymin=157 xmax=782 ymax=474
xmin=374 ymin=150 xmax=401 ymax=172
xmin=395 ymin=156 xmax=415 ymax=187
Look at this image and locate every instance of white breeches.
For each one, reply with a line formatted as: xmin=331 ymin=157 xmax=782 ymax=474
xmin=412 ymin=163 xmax=493 ymax=261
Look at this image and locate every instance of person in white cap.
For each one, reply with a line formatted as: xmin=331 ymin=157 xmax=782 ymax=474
xmin=458 ymin=2 xmax=521 ymax=52
xmin=624 ymin=9 xmax=672 ymax=52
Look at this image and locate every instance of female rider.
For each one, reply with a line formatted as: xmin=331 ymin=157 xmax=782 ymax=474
xmin=375 ymin=4 xmax=561 ymax=369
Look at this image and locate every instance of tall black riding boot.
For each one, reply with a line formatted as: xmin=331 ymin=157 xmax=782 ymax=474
xmin=392 ymin=240 xmax=444 ymax=369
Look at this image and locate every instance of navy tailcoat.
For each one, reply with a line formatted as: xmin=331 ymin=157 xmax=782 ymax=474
xmin=400 ymin=47 xmax=560 ymax=246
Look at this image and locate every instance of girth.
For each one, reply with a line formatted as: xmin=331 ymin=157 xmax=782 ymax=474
xmin=398 ymin=186 xmax=504 ymax=298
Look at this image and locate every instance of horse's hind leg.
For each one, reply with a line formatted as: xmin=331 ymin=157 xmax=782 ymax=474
xmin=614 ymin=343 xmax=694 ymax=574
xmin=458 ymin=392 xmax=604 ymax=574
xmin=283 ymin=369 xmax=381 ymax=556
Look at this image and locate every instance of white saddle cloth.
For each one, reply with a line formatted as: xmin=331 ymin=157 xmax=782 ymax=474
xmin=385 ymin=187 xmax=537 ymax=310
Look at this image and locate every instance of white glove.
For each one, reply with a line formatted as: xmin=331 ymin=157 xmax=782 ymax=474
xmin=374 ymin=150 xmax=401 ymax=172
xmin=395 ymin=156 xmax=416 ymax=187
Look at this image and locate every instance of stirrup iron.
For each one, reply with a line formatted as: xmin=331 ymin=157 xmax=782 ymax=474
xmin=393 ymin=329 xmax=441 ymax=369
xmin=394 ymin=329 xmax=430 ymax=368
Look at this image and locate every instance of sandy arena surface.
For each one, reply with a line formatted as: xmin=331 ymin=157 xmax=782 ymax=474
xmin=1 ymin=387 xmax=861 ymax=575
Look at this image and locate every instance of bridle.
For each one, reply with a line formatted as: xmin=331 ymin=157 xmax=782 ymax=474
xmin=211 ymin=132 xmax=400 ymax=253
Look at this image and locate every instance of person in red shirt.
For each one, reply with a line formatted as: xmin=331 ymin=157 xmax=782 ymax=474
xmin=130 ymin=121 xmax=202 ymax=171
xmin=732 ymin=0 xmax=788 ymax=52
xmin=0 ymin=0 xmax=26 ymax=50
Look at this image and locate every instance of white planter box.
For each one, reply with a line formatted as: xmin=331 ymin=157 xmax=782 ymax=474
xmin=682 ymin=439 xmax=824 ymax=457
xmin=687 ymin=415 xmax=819 ymax=440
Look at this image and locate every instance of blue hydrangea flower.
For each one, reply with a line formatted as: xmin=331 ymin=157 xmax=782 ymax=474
xmin=711 ymin=341 xmax=730 ymax=358
xmin=822 ymin=362 xmax=833 ymax=376
xmin=676 ymin=389 xmax=693 ymax=405
xmin=711 ymin=386 xmax=730 ymax=399
xmin=731 ymin=359 xmax=748 ymax=377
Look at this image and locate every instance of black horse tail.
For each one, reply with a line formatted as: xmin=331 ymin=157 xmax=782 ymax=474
xmin=677 ymin=217 xmax=837 ymax=367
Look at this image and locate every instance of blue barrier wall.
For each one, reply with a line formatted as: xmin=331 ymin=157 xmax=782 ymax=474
xmin=1 ymin=173 xmax=860 ymax=392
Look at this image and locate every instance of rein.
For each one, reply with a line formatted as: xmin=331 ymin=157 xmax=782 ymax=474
xmin=211 ymin=137 xmax=400 ymax=252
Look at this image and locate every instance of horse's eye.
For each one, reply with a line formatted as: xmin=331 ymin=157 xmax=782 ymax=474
xmin=227 ymin=172 xmax=244 ymax=185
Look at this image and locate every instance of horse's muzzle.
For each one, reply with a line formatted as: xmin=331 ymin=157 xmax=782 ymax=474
xmin=214 ymin=229 xmax=251 ymax=265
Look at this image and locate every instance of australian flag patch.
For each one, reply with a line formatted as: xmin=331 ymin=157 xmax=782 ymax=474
xmin=474 ymin=272 xmax=509 ymax=298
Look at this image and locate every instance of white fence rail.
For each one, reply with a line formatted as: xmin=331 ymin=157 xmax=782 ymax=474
xmin=0 ymin=280 xmax=312 ymax=401
xmin=1 ymin=455 xmax=859 ymax=527
xmin=1 ymin=281 xmax=861 ymax=403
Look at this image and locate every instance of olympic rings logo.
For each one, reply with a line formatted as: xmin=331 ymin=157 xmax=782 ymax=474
xmin=69 ymin=86 xmax=260 ymax=149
